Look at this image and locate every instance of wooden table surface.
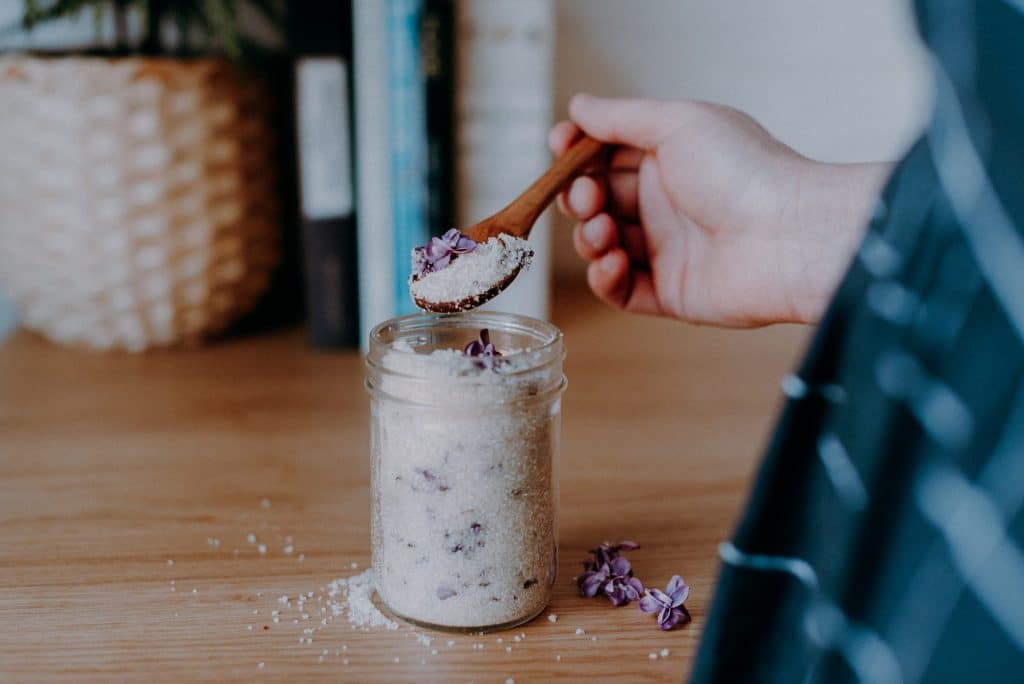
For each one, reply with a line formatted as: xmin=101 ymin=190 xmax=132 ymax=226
xmin=0 ymin=284 xmax=807 ymax=682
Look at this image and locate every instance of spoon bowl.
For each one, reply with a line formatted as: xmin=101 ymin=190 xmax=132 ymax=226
xmin=412 ymin=260 xmax=524 ymax=313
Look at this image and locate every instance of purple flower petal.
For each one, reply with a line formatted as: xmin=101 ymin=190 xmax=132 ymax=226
xmin=580 ymin=571 xmax=606 ymax=598
xmin=650 ymin=588 xmax=671 ymax=605
xmin=665 ymin=574 xmax=686 ymax=599
xmin=618 ymin=541 xmax=640 ymax=551
xmin=411 ymin=229 xmax=478 ymax=278
xmin=638 ymin=594 xmax=661 ymax=614
xmin=464 ymin=329 xmax=502 ymax=363
xmin=624 ymin=577 xmax=645 ymax=601
xmin=608 ymin=556 xmax=632 ymax=576
xmin=436 ymin=586 xmax=457 ymax=600
xmin=605 ymin=582 xmax=627 ymax=606
xmin=659 ymin=608 xmax=682 ymax=631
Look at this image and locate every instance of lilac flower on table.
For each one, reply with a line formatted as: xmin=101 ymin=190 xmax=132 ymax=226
xmin=588 ymin=541 xmax=640 ymax=569
xmin=412 ymin=228 xmax=477 ymax=278
xmin=639 ymin=575 xmax=691 ymax=630
xmin=577 ymin=542 xmax=644 ymax=606
xmin=603 ymin=557 xmax=646 ymax=606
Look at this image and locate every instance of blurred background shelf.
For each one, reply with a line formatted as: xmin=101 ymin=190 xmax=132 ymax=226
xmin=0 ymin=0 xmax=931 ymax=352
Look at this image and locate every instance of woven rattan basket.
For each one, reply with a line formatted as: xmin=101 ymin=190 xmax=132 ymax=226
xmin=0 ymin=56 xmax=279 ymax=351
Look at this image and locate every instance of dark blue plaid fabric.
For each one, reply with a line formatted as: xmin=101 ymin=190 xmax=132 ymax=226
xmin=690 ymin=2 xmax=1024 ymax=682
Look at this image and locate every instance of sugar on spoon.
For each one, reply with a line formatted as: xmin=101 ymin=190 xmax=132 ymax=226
xmin=410 ymin=135 xmax=606 ymax=313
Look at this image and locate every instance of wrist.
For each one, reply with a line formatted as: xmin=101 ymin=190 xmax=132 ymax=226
xmin=786 ymin=160 xmax=893 ymax=324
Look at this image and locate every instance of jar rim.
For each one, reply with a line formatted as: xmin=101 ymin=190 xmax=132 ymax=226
xmin=368 ymin=311 xmax=563 ymax=357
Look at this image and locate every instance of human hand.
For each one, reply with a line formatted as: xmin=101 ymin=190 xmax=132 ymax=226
xmin=551 ymin=94 xmax=890 ymax=326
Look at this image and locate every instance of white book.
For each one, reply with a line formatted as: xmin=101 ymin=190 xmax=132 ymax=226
xmin=354 ymin=0 xmax=395 ymax=350
xmin=456 ymin=0 xmax=554 ymax=321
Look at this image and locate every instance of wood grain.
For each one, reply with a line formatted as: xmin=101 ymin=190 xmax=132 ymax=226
xmin=0 ymin=282 xmax=808 ymax=682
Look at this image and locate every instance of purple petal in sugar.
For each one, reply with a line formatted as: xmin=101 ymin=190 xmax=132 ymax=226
xmin=463 ymin=329 xmax=502 ymax=363
xmin=436 ymin=586 xmax=457 ymax=600
xmin=411 ymin=229 xmax=478 ymax=278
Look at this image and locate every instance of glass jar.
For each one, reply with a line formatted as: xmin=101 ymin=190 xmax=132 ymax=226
xmin=365 ymin=311 xmax=566 ymax=632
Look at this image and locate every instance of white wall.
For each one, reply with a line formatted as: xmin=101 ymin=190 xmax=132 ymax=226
xmin=550 ymin=0 xmax=933 ymax=274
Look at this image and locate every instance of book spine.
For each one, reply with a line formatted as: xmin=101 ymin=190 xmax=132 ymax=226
xmin=295 ymin=56 xmax=359 ymax=348
xmin=354 ymin=0 xmax=396 ymax=349
xmin=387 ymin=0 xmax=430 ymax=317
xmin=455 ymin=0 xmax=554 ymax=320
xmin=421 ymin=0 xmax=456 ymax=236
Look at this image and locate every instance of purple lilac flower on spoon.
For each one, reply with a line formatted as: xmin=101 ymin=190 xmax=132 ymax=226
xmin=412 ymin=229 xmax=477 ymax=279
xmin=638 ymin=575 xmax=691 ymax=630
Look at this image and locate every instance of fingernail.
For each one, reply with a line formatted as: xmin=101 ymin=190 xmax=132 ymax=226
xmin=600 ymin=254 xmax=618 ymax=273
xmin=583 ymin=220 xmax=604 ymax=248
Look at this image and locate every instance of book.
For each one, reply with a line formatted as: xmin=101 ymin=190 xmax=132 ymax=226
xmin=293 ymin=0 xmax=359 ymax=348
xmin=421 ymin=0 xmax=457 ymax=243
xmin=455 ymin=0 xmax=554 ymax=320
xmin=387 ymin=0 xmax=430 ymax=317
xmin=295 ymin=56 xmax=359 ymax=348
xmin=353 ymin=0 xmax=396 ymax=349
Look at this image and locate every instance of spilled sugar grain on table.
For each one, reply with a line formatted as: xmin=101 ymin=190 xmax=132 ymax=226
xmin=0 ymin=280 xmax=809 ymax=681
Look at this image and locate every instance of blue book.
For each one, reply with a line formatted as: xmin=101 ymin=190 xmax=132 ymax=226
xmin=387 ymin=0 xmax=430 ymax=316
xmin=354 ymin=0 xmax=395 ymax=349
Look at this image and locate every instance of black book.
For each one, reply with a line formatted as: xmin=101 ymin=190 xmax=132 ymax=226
xmin=421 ymin=0 xmax=456 ymax=234
xmin=291 ymin=0 xmax=360 ymax=348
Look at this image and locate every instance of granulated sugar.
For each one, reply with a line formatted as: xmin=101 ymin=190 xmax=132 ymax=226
xmin=327 ymin=569 xmax=400 ymax=631
xmin=409 ymin=235 xmax=533 ymax=310
xmin=371 ymin=338 xmax=560 ymax=629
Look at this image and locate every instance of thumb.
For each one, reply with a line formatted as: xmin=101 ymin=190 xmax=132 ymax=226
xmin=569 ymin=94 xmax=684 ymax=150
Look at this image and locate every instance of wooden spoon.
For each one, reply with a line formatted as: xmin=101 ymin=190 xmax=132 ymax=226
xmin=412 ymin=135 xmax=607 ymax=313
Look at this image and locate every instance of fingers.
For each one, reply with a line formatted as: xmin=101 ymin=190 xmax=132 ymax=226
xmin=548 ymin=120 xmax=582 ymax=156
xmin=551 ymin=114 xmax=644 ymax=223
xmin=569 ymin=93 xmax=684 ymax=150
xmin=564 ymin=175 xmax=605 ymax=221
xmin=618 ymin=222 xmax=648 ymax=265
xmin=609 ymin=147 xmax=643 ymax=171
xmin=557 ymin=169 xmax=639 ymax=223
xmin=587 ymin=249 xmax=662 ymax=316
xmin=573 ymin=214 xmax=647 ymax=265
xmin=572 ymin=213 xmax=617 ymax=261
xmin=606 ymin=170 xmax=638 ymax=222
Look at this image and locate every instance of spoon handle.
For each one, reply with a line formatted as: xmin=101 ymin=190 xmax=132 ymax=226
xmin=500 ymin=135 xmax=607 ymax=237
